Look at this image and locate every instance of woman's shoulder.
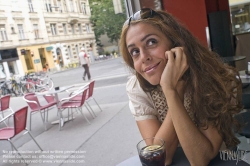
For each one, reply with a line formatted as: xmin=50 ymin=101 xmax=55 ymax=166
xmin=126 ymin=75 xmax=145 ymax=94
xmin=126 ymin=75 xmax=137 ymax=90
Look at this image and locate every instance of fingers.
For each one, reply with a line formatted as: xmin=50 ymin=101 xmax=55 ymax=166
xmin=165 ymin=47 xmax=185 ymax=65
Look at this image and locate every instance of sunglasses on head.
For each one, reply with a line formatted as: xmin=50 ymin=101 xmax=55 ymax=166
xmin=123 ymin=8 xmax=158 ymax=27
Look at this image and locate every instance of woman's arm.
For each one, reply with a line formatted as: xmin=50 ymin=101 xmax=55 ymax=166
xmin=163 ymin=89 xmax=222 ymax=166
xmin=136 ymin=110 xmax=179 ymax=165
xmin=161 ymin=47 xmax=223 ymax=165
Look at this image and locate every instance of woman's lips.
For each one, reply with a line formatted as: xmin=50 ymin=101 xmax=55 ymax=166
xmin=144 ymin=62 xmax=160 ymax=73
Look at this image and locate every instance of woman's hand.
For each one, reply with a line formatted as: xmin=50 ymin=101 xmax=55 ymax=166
xmin=160 ymin=47 xmax=189 ymax=94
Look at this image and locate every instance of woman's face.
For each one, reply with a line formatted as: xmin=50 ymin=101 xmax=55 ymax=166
xmin=126 ymin=22 xmax=172 ymax=85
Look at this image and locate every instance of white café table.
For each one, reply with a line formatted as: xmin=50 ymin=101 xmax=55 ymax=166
xmin=35 ymin=85 xmax=75 ymax=128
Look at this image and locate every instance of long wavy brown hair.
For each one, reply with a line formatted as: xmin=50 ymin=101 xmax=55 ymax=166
xmin=120 ymin=10 xmax=243 ymax=149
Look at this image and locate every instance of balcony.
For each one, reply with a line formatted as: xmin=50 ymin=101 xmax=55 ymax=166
xmin=0 ymin=40 xmax=14 ymax=48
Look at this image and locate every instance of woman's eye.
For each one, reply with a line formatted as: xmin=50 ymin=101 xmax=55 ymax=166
xmin=147 ymin=39 xmax=157 ymax=46
xmin=130 ymin=49 xmax=139 ymax=58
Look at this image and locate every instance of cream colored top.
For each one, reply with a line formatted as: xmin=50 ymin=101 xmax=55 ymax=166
xmin=126 ymin=75 xmax=194 ymax=123
xmin=126 ymin=76 xmax=227 ymax=150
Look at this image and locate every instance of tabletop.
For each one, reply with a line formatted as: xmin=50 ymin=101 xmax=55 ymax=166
xmin=35 ymin=85 xmax=74 ymax=96
xmin=117 ymin=147 xmax=250 ymax=166
xmin=221 ymin=56 xmax=246 ymax=63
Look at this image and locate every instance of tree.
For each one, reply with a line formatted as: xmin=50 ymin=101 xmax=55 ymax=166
xmin=89 ymin=0 xmax=126 ymax=46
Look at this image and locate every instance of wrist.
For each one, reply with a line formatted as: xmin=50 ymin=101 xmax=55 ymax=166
xmin=162 ymin=88 xmax=178 ymax=97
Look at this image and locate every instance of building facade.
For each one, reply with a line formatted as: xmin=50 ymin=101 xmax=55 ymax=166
xmin=0 ymin=0 xmax=97 ymax=79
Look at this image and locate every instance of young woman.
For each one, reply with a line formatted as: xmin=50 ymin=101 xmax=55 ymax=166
xmin=120 ymin=9 xmax=242 ymax=165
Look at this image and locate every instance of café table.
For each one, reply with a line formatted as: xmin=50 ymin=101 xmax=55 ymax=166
xmin=36 ymin=85 xmax=75 ymax=128
xmin=221 ymin=56 xmax=246 ymax=67
xmin=117 ymin=147 xmax=250 ymax=166
xmin=222 ymin=56 xmax=246 ymax=63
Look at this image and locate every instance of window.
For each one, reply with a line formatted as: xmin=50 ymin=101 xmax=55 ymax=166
xmin=50 ymin=24 xmax=57 ymax=35
xmin=33 ymin=24 xmax=39 ymax=38
xmin=81 ymin=3 xmax=86 ymax=14
xmin=63 ymin=0 xmax=67 ymax=12
xmin=86 ymin=24 xmax=90 ymax=33
xmin=78 ymin=24 xmax=82 ymax=34
xmin=69 ymin=0 xmax=74 ymax=12
xmin=68 ymin=46 xmax=72 ymax=58
xmin=18 ymin=24 xmax=25 ymax=40
xmin=45 ymin=0 xmax=52 ymax=12
xmin=71 ymin=24 xmax=75 ymax=34
xmin=12 ymin=0 xmax=19 ymax=11
xmin=0 ymin=25 xmax=8 ymax=41
xmin=63 ymin=23 xmax=67 ymax=34
xmin=75 ymin=45 xmax=79 ymax=55
xmin=57 ymin=0 xmax=62 ymax=13
xmin=28 ymin=0 xmax=34 ymax=12
xmin=75 ymin=0 xmax=78 ymax=12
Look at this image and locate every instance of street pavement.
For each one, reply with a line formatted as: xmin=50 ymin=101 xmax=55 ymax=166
xmin=0 ymin=58 xmax=142 ymax=166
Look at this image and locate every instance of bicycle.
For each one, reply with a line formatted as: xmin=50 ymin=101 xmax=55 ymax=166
xmin=20 ymin=73 xmax=53 ymax=94
xmin=0 ymin=79 xmax=20 ymax=97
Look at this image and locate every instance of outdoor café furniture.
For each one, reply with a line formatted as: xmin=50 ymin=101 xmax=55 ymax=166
xmin=85 ymin=80 xmax=103 ymax=113
xmin=68 ymin=85 xmax=96 ymax=118
xmin=23 ymin=93 xmax=57 ymax=131
xmin=57 ymin=88 xmax=91 ymax=130
xmin=221 ymin=56 xmax=246 ymax=67
xmin=0 ymin=106 xmax=43 ymax=163
xmin=35 ymin=85 xmax=75 ymax=128
xmin=0 ymin=94 xmax=14 ymax=126
xmin=221 ymin=56 xmax=246 ymax=63
xmin=117 ymin=147 xmax=250 ymax=166
xmin=67 ymin=81 xmax=102 ymax=118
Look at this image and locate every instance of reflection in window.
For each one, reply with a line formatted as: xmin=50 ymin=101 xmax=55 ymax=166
xmin=71 ymin=24 xmax=75 ymax=34
xmin=78 ymin=24 xmax=82 ymax=34
xmin=86 ymin=24 xmax=90 ymax=33
xmin=50 ymin=24 xmax=57 ymax=35
xmin=28 ymin=0 xmax=34 ymax=12
xmin=33 ymin=24 xmax=39 ymax=38
xmin=18 ymin=24 xmax=25 ymax=40
xmin=230 ymin=4 xmax=250 ymax=34
xmin=0 ymin=25 xmax=8 ymax=41
xmin=75 ymin=45 xmax=79 ymax=56
xmin=63 ymin=23 xmax=67 ymax=34
xmin=70 ymin=0 xmax=74 ymax=12
xmin=68 ymin=46 xmax=72 ymax=58
xmin=81 ymin=3 xmax=86 ymax=14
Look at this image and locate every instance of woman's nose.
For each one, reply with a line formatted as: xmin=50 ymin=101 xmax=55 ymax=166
xmin=140 ymin=50 xmax=151 ymax=63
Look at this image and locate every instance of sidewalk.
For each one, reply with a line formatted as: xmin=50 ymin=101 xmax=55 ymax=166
xmin=0 ymin=83 xmax=141 ymax=166
xmin=50 ymin=57 xmax=121 ymax=76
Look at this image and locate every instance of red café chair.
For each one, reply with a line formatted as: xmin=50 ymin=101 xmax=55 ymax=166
xmin=69 ymin=81 xmax=102 ymax=117
xmin=68 ymin=85 xmax=96 ymax=118
xmin=85 ymin=80 xmax=103 ymax=113
xmin=0 ymin=94 xmax=14 ymax=126
xmin=58 ymin=88 xmax=92 ymax=130
xmin=0 ymin=106 xmax=42 ymax=163
xmin=23 ymin=93 xmax=57 ymax=131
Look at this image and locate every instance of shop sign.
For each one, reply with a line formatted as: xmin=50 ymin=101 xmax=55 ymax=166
xmin=46 ymin=46 xmax=53 ymax=51
xmin=34 ymin=59 xmax=40 ymax=64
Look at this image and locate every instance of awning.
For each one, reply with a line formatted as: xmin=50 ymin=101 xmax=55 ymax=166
xmin=46 ymin=46 xmax=53 ymax=51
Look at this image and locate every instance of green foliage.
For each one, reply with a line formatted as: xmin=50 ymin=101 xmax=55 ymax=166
xmin=89 ymin=0 xmax=126 ymax=45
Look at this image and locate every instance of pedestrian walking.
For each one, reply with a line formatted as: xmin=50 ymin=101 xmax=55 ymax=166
xmin=79 ymin=47 xmax=91 ymax=81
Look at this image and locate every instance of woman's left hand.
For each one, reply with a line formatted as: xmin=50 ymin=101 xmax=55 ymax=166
xmin=160 ymin=47 xmax=189 ymax=93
